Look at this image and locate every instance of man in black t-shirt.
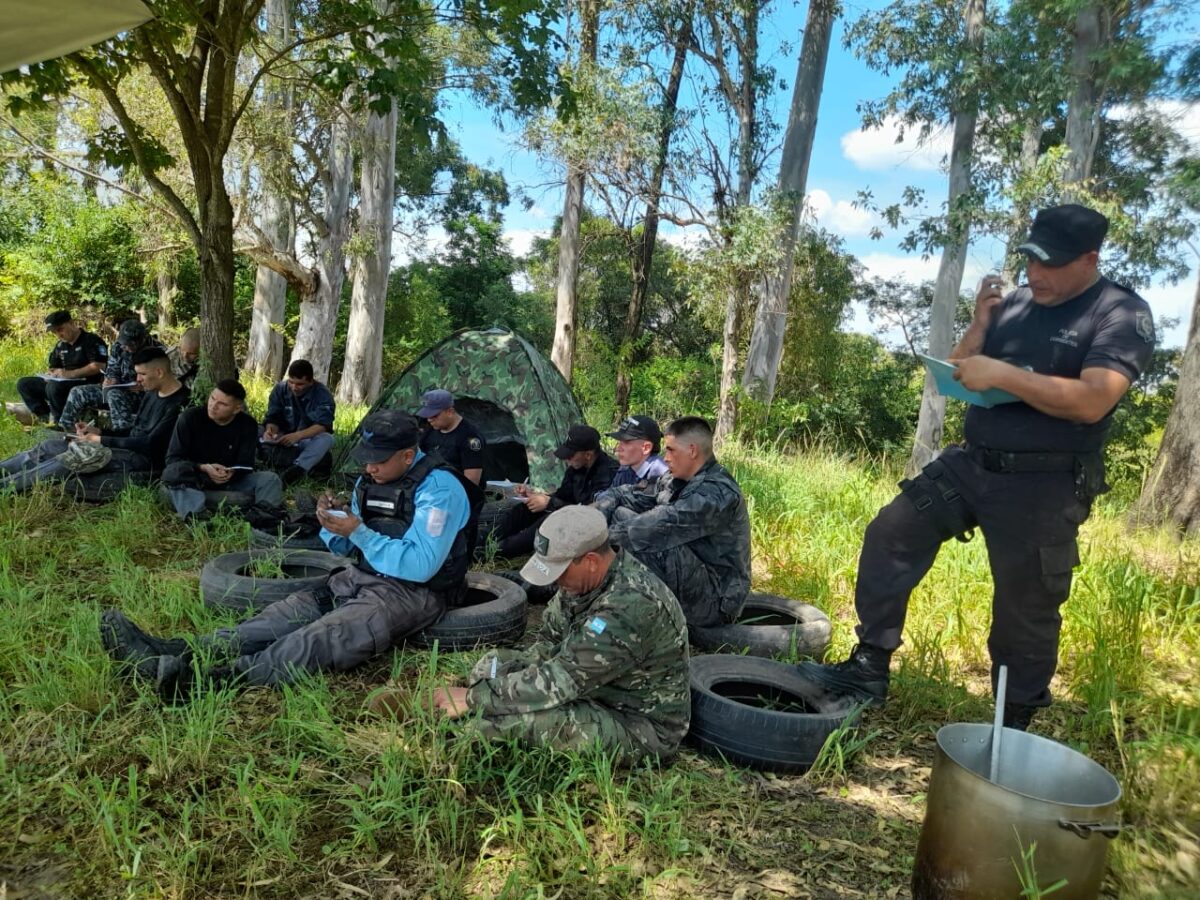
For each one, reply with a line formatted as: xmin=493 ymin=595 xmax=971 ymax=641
xmin=12 ymin=310 xmax=108 ymax=425
xmin=161 ymin=380 xmax=284 ymax=521
xmin=1 ymin=348 xmax=187 ymax=493
xmin=416 ymin=389 xmax=486 ymax=484
xmin=800 ymin=204 xmax=1155 ymax=732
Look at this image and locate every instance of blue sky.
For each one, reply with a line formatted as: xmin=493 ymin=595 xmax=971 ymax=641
xmin=437 ymin=1 xmax=1200 ymax=348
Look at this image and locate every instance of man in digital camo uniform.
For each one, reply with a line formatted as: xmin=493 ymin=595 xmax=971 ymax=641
xmin=427 ymin=505 xmax=691 ymax=762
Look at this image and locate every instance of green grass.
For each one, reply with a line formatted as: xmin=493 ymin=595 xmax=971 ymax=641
xmin=1 ymin=338 xmax=1198 ymax=897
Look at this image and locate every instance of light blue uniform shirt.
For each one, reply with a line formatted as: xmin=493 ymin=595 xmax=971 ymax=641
xmin=322 ymin=450 xmax=470 ymax=581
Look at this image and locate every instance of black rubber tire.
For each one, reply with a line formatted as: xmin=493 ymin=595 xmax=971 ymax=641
xmin=688 ymin=654 xmax=859 ymax=774
xmin=199 ymin=549 xmax=351 ymax=613
xmin=691 ymin=593 xmax=832 ymax=659
xmin=250 ymin=526 xmax=329 ymax=552
xmin=409 ymin=572 xmax=527 ymax=652
xmin=66 ymin=469 xmax=153 ymax=503
xmin=494 ymin=568 xmax=558 ymax=605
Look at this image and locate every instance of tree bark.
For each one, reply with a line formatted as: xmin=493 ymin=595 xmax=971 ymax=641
xmin=1002 ymin=119 xmax=1043 ymax=286
xmin=907 ymin=0 xmax=986 ymax=476
xmin=550 ymin=0 xmax=600 ymax=384
xmin=246 ymin=0 xmax=294 ymax=380
xmin=197 ymin=184 xmax=238 ymax=382
xmin=714 ymin=1 xmax=758 ymax=446
xmin=155 ymin=266 xmax=178 ymax=331
xmin=1131 ymin=272 xmax=1200 ymax=536
xmin=741 ymin=0 xmax=836 ymax=405
xmin=614 ymin=10 xmax=692 ymax=418
xmin=338 ymin=50 xmax=397 ymax=406
xmin=1063 ymin=3 xmax=1104 ymax=187
xmin=291 ymin=101 xmax=355 ymax=384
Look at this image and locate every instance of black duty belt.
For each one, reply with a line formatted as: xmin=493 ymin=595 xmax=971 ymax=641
xmin=965 ymin=445 xmax=1080 ymax=474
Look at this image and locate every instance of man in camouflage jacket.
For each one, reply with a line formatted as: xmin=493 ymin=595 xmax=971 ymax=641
xmin=593 ymin=416 xmax=751 ymax=628
xmin=429 ymin=505 xmax=690 ymax=762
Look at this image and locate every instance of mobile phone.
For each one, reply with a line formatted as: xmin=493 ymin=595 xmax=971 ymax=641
xmin=323 ymin=508 xmax=349 ymax=519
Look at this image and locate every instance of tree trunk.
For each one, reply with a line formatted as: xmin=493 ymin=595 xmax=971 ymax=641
xmin=907 ymin=0 xmax=986 ymax=476
xmin=714 ymin=1 xmax=759 ymax=446
xmin=291 ymin=102 xmax=354 ymax=384
xmin=1063 ymin=3 xmax=1104 ymax=187
xmin=1002 ymin=120 xmax=1043 ymax=286
xmin=741 ymin=0 xmax=836 ymax=405
xmin=338 ymin=67 xmax=397 ymax=406
xmin=550 ymin=0 xmax=600 ymax=384
xmin=245 ymin=0 xmax=293 ymax=380
xmin=155 ymin=267 xmax=177 ymax=331
xmin=614 ymin=10 xmax=692 ymax=418
xmin=197 ymin=187 xmax=238 ymax=382
xmin=1131 ymin=273 xmax=1200 ymax=536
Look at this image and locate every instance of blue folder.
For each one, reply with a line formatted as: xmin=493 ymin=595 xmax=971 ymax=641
xmin=917 ymin=354 xmax=1020 ymax=409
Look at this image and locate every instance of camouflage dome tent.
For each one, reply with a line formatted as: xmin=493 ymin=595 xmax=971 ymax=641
xmin=335 ymin=328 xmax=583 ymax=487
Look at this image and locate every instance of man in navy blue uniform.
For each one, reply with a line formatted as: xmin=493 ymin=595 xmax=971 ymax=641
xmin=12 ymin=310 xmax=108 ymax=425
xmin=800 ymin=204 xmax=1156 ymax=731
xmin=259 ymin=359 xmax=337 ymax=485
xmin=101 ymin=410 xmax=473 ymax=701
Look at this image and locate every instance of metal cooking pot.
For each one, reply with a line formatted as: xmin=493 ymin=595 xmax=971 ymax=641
xmin=912 ymin=723 xmax=1121 ymax=899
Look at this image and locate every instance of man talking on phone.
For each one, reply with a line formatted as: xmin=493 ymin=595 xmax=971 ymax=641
xmin=101 ymin=410 xmax=475 ymax=702
xmin=798 ymin=204 xmax=1155 ymax=732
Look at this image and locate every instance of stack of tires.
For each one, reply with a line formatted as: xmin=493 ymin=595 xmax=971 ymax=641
xmin=198 ymin=548 xmax=528 ymax=650
xmin=685 ymin=592 xmax=859 ymax=775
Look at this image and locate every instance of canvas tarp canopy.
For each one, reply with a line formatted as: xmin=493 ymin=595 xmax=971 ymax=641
xmin=0 ymin=0 xmax=152 ymax=74
xmin=335 ymin=327 xmax=584 ymax=489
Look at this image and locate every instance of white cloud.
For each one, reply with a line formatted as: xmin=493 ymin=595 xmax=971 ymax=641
xmin=1108 ymin=99 xmax=1200 ymax=149
xmin=1138 ymin=280 xmax=1195 ymax=348
xmin=806 ymin=189 xmax=877 ymax=236
xmin=841 ymin=115 xmax=952 ymax=172
xmin=503 ymin=228 xmax=549 ymax=258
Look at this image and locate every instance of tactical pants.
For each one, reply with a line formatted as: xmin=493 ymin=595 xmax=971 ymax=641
xmin=200 ymin=565 xmax=446 ymax=686
xmin=0 ymin=437 xmax=149 ymax=492
xmin=496 ymin=502 xmax=549 ymax=558
xmin=467 ymin=655 xmax=669 ymax=763
xmin=609 ymin=508 xmax=725 ymax=628
xmin=16 ymin=377 xmax=78 ymax=421
xmin=58 ymin=384 xmax=144 ymax=432
xmin=854 ymin=445 xmax=1089 ymax=707
xmin=165 ymin=471 xmax=285 ymax=518
xmin=257 ymin=430 xmax=335 ymax=473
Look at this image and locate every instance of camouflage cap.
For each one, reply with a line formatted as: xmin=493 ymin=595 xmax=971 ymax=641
xmin=520 ymin=505 xmax=610 ymax=586
xmin=117 ymin=318 xmax=149 ymax=347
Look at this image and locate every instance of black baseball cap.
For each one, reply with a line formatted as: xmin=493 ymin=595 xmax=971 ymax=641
xmin=554 ymin=424 xmax=602 ymax=460
xmin=1017 ymin=204 xmax=1108 ymax=268
xmin=607 ymin=415 xmax=662 ymax=444
xmin=353 ymin=410 xmax=422 ymax=464
xmin=45 ymin=310 xmax=72 ymax=329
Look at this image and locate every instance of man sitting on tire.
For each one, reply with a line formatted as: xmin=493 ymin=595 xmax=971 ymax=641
xmin=259 ymin=359 xmax=337 ymax=485
xmin=101 ymin=410 xmax=474 ymax=702
xmin=424 ymin=505 xmax=691 ymax=762
xmin=160 ymin=380 xmax=286 ymax=524
xmin=0 ymin=348 xmax=188 ymax=493
xmin=594 ymin=416 xmax=751 ymax=628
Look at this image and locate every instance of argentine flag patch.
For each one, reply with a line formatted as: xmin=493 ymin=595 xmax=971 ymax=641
xmin=586 ymin=617 xmax=607 ymax=635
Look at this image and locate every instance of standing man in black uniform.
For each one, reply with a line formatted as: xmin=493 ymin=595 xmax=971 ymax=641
xmin=800 ymin=204 xmax=1156 ymax=731
xmin=417 ymin=388 xmax=487 ymax=485
xmin=13 ymin=311 xmax=108 ymax=425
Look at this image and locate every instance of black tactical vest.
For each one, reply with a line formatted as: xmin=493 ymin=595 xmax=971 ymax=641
xmin=354 ymin=453 xmax=473 ymax=594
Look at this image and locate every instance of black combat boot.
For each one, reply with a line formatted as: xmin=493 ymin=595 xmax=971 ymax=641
xmin=1003 ymin=703 xmax=1037 ymax=732
xmin=100 ymin=609 xmax=189 ymax=670
xmin=282 ymin=465 xmax=307 ymax=487
xmin=796 ymin=643 xmax=892 ymax=707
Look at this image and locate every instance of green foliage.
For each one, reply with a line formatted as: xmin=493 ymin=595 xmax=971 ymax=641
xmin=0 ymin=175 xmax=152 ymax=319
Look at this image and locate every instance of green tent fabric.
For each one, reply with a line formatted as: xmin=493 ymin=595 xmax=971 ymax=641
xmin=336 ymin=327 xmax=584 ymax=488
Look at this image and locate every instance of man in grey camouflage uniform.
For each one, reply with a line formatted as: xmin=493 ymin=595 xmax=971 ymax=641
xmin=427 ymin=505 xmax=691 ymax=762
xmin=594 ymin=416 xmax=751 ymax=628
xmin=58 ymin=318 xmax=161 ymax=432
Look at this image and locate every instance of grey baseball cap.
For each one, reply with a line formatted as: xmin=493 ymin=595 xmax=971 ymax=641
xmin=519 ymin=506 xmax=610 ymax=586
xmin=416 ymin=389 xmax=454 ymax=418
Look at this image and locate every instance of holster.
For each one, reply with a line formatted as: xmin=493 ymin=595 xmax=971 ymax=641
xmin=899 ymin=458 xmax=977 ymax=543
xmin=1073 ymin=453 xmax=1108 ymax=503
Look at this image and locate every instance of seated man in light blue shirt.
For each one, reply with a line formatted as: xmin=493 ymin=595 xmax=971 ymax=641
xmin=100 ymin=410 xmax=473 ymax=703
xmin=599 ymin=415 xmax=668 ymax=497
